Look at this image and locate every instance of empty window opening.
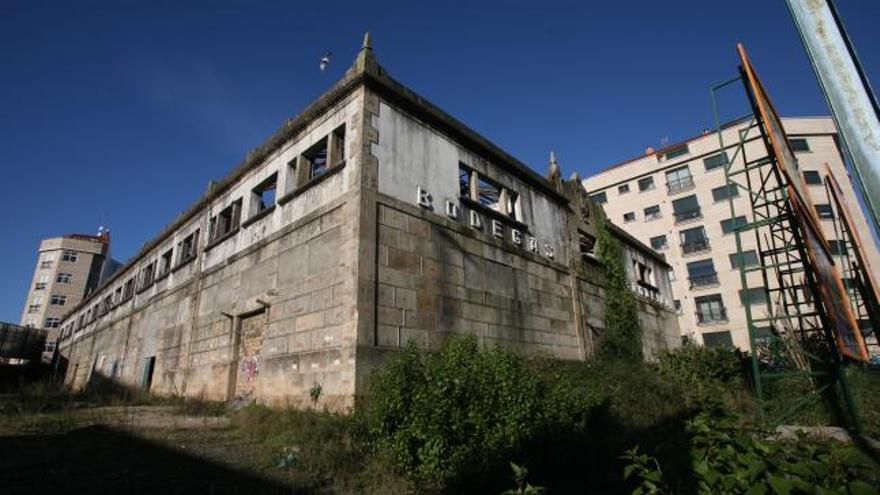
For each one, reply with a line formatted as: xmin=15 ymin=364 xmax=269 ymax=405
xmin=251 ymin=173 xmax=277 ymax=215
xmin=178 ymin=230 xmax=200 ymax=264
xmin=159 ymin=248 xmax=174 ymax=276
xmin=209 ymin=199 xmax=242 ymax=242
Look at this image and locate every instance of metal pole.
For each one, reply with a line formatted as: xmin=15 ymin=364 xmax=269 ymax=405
xmin=785 ymin=0 xmax=880 ymax=236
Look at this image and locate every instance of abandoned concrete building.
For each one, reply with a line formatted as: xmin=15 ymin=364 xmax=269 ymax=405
xmin=56 ymin=35 xmax=679 ymax=408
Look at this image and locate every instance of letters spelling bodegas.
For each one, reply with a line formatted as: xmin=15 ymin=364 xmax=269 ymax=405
xmin=416 ymin=186 xmax=556 ymax=260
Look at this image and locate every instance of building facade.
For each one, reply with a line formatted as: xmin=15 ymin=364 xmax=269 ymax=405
xmin=583 ymin=117 xmax=880 ymax=351
xmin=19 ymin=232 xmax=111 ymax=330
xmin=56 ymin=37 xmax=679 ymax=409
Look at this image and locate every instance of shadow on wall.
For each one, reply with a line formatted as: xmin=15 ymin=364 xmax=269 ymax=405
xmin=0 ymin=424 xmax=290 ymax=495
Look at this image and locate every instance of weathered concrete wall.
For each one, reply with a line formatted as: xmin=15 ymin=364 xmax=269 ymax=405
xmin=61 ymin=88 xmax=366 ymax=409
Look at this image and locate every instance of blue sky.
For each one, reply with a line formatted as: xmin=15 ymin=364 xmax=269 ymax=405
xmin=1 ymin=0 xmax=878 ymax=322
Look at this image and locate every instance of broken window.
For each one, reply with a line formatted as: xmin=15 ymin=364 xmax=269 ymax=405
xmin=56 ymin=272 xmax=72 ymax=284
xmin=177 ymin=229 xmax=199 ymax=264
xmin=62 ymin=250 xmax=78 ymax=262
xmin=140 ymin=261 xmax=156 ymax=288
xmin=304 ymin=138 xmax=329 ymax=179
xmin=122 ymin=278 xmax=134 ymax=300
xmin=209 ymin=199 xmax=242 ymax=243
xmin=459 ymin=164 xmax=520 ymax=220
xmin=578 ymin=229 xmax=596 ymax=257
xmin=159 ymin=248 xmax=174 ymax=277
xmin=251 ymin=173 xmax=277 ymax=216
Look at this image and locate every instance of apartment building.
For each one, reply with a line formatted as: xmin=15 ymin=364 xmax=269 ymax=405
xmin=19 ymin=231 xmax=112 ymax=330
xmin=56 ymin=36 xmax=678 ymax=408
xmin=584 ymin=117 xmax=880 ymax=350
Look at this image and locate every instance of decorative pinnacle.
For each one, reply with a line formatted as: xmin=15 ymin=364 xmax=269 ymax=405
xmin=549 ymin=150 xmax=558 ymax=166
xmin=362 ymin=32 xmax=372 ymax=50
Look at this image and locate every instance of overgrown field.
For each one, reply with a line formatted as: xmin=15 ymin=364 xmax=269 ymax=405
xmin=1 ymin=337 xmax=879 ymax=494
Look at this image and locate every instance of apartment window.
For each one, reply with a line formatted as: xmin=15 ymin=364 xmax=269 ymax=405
xmin=687 ymin=259 xmax=719 ymax=289
xmin=721 ymin=216 xmax=748 ymax=234
xmin=729 ymin=250 xmax=759 ymax=269
xmin=623 ymin=212 xmax=636 ymax=223
xmin=664 ymin=144 xmax=690 ymax=160
xmin=62 ymin=250 xmax=78 ymax=263
xmin=673 ymin=300 xmax=682 ymax=314
xmin=251 ymin=173 xmax=277 ymax=216
xmin=790 ymin=138 xmax=810 ymax=152
xmin=815 ymin=204 xmax=835 ymax=219
xmin=304 ymin=137 xmax=329 ymax=179
xmin=828 ymin=240 xmax=847 ymax=256
xmin=672 ymin=194 xmax=701 ymax=223
xmin=209 ymin=199 xmax=243 ymax=243
xmin=680 ymin=226 xmax=710 ymax=255
xmin=578 ymin=229 xmax=597 ymax=257
xmin=650 ymin=235 xmax=668 ymax=251
xmin=35 ymin=274 xmax=48 ymax=290
xmin=45 ymin=318 xmax=61 ymax=328
xmin=644 ymin=205 xmax=662 ymax=221
xmin=711 ymin=184 xmax=739 ymax=202
xmin=178 ymin=230 xmax=199 ymax=264
xmin=618 ymin=184 xmax=630 ymax=194
xmin=140 ymin=261 xmax=156 ymax=288
xmin=638 ymin=176 xmax=655 ymax=192
xmin=459 ymin=165 xmax=520 ymax=220
xmin=666 ymin=166 xmax=694 ymax=194
xmin=803 ymin=170 xmax=822 ymax=185
xmin=591 ymin=191 xmax=607 ymax=204
xmin=158 ymin=248 xmax=173 ymax=277
xmin=703 ymin=331 xmax=734 ymax=349
xmin=28 ymin=296 xmax=42 ymax=313
xmin=695 ymin=294 xmax=727 ymax=323
xmin=703 ymin=152 xmax=728 ymax=171
xmin=50 ymin=294 xmax=67 ymax=306
xmin=40 ymin=260 xmax=53 ymax=269
xmin=740 ymin=287 xmax=768 ymax=306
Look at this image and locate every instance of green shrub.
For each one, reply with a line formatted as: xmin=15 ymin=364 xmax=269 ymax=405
xmin=624 ymin=412 xmax=880 ymax=494
xmin=359 ymin=335 xmax=602 ymax=490
xmin=656 ymin=345 xmax=748 ymax=411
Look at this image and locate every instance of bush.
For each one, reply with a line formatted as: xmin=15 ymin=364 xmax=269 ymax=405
xmin=624 ymin=412 xmax=880 ymax=494
xmin=359 ymin=335 xmax=602 ymax=490
xmin=655 ymin=345 xmax=748 ymax=411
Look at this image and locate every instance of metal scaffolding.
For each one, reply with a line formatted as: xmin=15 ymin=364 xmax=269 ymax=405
xmin=707 ymin=46 xmax=872 ymax=431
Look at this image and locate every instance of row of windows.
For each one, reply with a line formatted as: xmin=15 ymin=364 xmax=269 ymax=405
xmin=592 ymin=137 xmax=815 ymax=207
xmin=59 ymin=126 xmax=348 ymax=341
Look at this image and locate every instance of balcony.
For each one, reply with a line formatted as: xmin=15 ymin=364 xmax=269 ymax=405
xmin=666 ymin=176 xmax=695 ymax=195
xmin=688 ymin=272 xmax=719 ymax=289
xmin=673 ymin=208 xmax=702 ymax=224
xmin=696 ymin=307 xmax=728 ymax=324
xmin=681 ymin=239 xmax=711 ymax=255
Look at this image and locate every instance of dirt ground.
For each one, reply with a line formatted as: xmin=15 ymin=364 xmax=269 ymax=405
xmin=0 ymin=405 xmax=300 ymax=494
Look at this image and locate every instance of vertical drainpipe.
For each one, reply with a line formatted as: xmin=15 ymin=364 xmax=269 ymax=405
xmin=785 ymin=0 xmax=880 ymax=236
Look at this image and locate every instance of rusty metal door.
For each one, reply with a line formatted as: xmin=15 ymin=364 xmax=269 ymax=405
xmin=233 ymin=311 xmax=266 ymax=400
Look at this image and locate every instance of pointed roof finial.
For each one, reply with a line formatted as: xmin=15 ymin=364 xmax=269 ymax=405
xmin=547 ymin=150 xmax=562 ymax=189
xmin=362 ymin=31 xmax=372 ymax=50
